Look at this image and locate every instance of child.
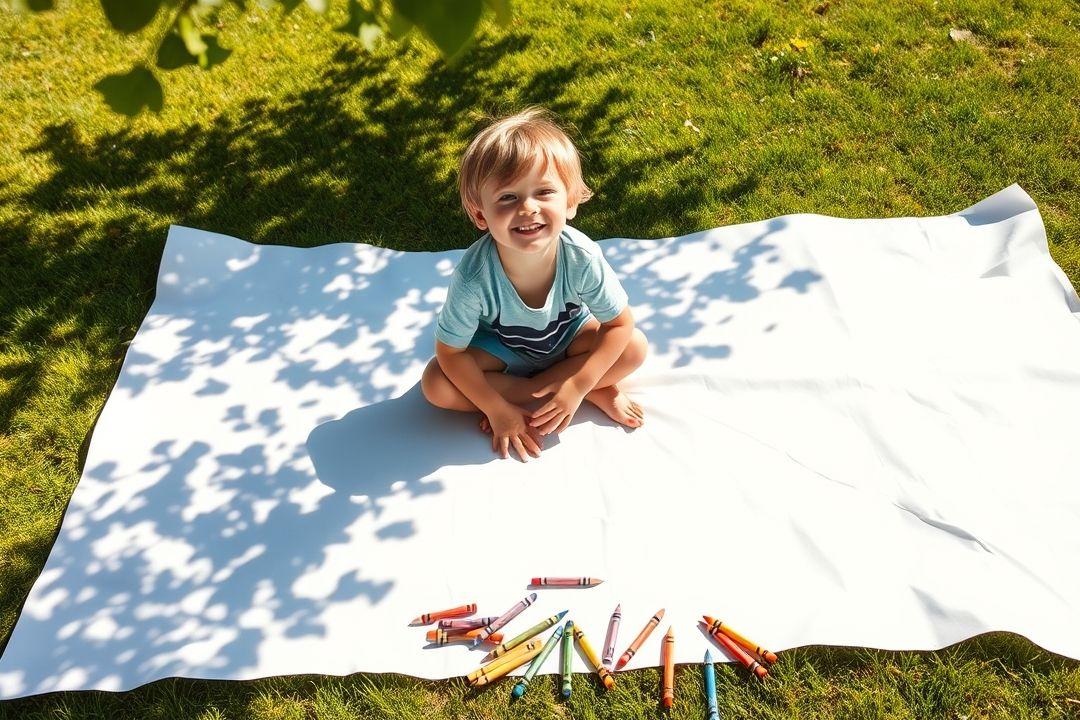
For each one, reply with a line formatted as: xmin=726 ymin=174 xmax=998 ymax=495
xmin=421 ymin=107 xmax=648 ymax=462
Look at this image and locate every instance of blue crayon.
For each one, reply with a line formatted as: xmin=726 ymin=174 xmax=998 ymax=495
xmin=512 ymin=625 xmax=564 ymax=699
xmin=704 ymin=649 xmax=719 ymax=720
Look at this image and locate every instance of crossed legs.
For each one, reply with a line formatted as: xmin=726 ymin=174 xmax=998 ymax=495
xmin=421 ymin=318 xmax=648 ymax=429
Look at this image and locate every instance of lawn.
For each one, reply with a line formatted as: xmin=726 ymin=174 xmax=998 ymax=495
xmin=1 ymin=0 xmax=1079 ymax=717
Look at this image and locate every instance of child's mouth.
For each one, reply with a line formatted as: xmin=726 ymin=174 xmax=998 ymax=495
xmin=513 ymin=223 xmax=546 ymax=237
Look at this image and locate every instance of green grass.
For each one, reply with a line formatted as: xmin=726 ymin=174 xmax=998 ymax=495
xmin=1 ymin=0 xmax=1079 ymax=717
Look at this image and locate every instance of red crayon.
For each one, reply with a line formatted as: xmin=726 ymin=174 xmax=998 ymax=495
xmin=700 ymin=622 xmax=768 ymax=679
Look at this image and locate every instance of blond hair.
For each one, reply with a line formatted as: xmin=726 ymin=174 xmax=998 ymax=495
xmin=458 ymin=107 xmax=593 ymax=217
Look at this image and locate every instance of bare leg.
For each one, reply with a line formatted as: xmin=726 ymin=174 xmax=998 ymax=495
xmin=487 ymin=324 xmax=649 ymax=432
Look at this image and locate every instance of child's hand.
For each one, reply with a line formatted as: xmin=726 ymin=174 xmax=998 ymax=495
xmin=487 ymin=401 xmax=543 ymax=462
xmin=529 ymin=377 xmax=591 ymax=435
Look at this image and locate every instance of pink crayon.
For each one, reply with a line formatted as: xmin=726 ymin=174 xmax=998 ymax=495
xmin=439 ymin=616 xmax=498 ymax=630
xmin=530 ymin=577 xmax=604 ymax=588
xmin=602 ymin=603 xmax=622 ymax=667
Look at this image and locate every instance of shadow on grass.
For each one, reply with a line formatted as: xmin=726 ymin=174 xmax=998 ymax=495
xmin=0 ymin=23 xmax=735 ymax=703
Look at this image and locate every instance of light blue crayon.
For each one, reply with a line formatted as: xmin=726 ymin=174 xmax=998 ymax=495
xmin=511 ymin=624 xmax=564 ymax=699
xmin=560 ymin=620 xmax=574 ymax=698
xmin=704 ymin=649 xmax=720 ymax=719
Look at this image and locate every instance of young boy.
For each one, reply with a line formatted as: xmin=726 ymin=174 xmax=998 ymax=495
xmin=421 ymin=108 xmax=648 ymax=462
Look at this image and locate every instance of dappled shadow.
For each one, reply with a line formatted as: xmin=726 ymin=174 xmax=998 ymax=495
xmin=0 ymin=22 xmax=825 ymax=699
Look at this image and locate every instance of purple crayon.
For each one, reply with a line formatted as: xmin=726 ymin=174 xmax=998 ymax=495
xmin=602 ymin=603 xmax=622 ymax=667
xmin=439 ymin=616 xmax=498 ymax=630
xmin=472 ymin=592 xmax=538 ymax=647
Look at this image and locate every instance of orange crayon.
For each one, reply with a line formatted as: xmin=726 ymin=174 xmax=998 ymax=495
xmin=700 ymin=621 xmax=768 ymax=679
xmin=410 ymin=603 xmax=476 ymax=625
xmin=426 ymin=628 xmax=503 ymax=645
xmin=702 ymin=616 xmax=778 ymax=664
xmin=661 ymin=626 xmax=675 ymax=709
xmin=615 ymin=608 xmax=665 ymax=670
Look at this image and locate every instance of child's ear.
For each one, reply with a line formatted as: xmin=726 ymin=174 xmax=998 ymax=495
xmin=565 ymin=197 xmax=580 ymax=221
xmin=470 ymin=206 xmax=489 ymax=230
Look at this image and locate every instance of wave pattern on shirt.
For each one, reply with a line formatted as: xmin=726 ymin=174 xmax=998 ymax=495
xmin=491 ymin=303 xmax=583 ymax=358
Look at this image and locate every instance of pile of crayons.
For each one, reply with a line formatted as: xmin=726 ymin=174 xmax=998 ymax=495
xmin=409 ymin=580 xmax=778 ymax=707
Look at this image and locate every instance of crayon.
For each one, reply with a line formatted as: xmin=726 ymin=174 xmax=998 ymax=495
xmin=573 ymin=622 xmax=616 ymax=690
xmin=512 ymin=625 xmax=564 ymax=699
xmin=560 ymin=620 xmax=574 ymax=698
xmin=469 ymin=644 xmax=543 ymax=687
xmin=425 ymin=628 xmax=503 ymax=645
xmin=472 ymin=592 xmax=538 ymax=647
xmin=410 ymin=602 xmax=476 ymax=625
xmin=704 ymin=649 xmax=719 ymax=720
xmin=484 ymin=610 xmax=567 ymax=662
xmin=702 ymin=616 xmax=778 ymax=664
xmin=615 ymin=608 xmax=665 ymax=670
xmin=602 ymin=603 xmax=622 ymax=668
xmin=530 ymin=577 xmax=604 ymax=587
xmin=701 ymin=621 xmax=768 ymax=679
xmin=439 ymin=616 xmax=498 ymax=630
xmin=661 ymin=626 xmax=674 ymax=709
xmin=466 ymin=638 xmax=544 ymax=684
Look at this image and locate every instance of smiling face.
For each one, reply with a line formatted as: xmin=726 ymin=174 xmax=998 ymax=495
xmin=468 ymin=157 xmax=579 ymax=257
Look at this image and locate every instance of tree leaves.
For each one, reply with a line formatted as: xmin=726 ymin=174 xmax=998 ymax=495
xmin=336 ymin=0 xmax=383 ymax=51
xmin=9 ymin=0 xmax=56 ymax=12
xmin=93 ymin=65 xmax=163 ymax=116
xmin=82 ymin=0 xmax=511 ymax=116
xmin=156 ymin=31 xmax=232 ymax=70
xmin=100 ymin=0 xmax=161 ymax=34
xmin=393 ymin=0 xmax=483 ymax=58
xmin=483 ymin=0 xmax=511 ymax=27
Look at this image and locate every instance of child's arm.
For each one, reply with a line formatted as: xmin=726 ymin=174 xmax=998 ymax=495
xmin=568 ymin=306 xmax=635 ymax=391
xmin=529 ymin=307 xmax=635 ymax=434
xmin=434 ymin=340 xmax=507 ymax=415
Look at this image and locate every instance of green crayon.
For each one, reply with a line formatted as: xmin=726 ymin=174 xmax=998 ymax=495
xmin=560 ymin=620 xmax=574 ymax=698
xmin=512 ymin=625 xmax=564 ymax=699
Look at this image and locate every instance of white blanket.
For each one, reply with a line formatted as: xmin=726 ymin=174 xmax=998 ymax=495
xmin=2 ymin=185 xmax=1079 ymax=698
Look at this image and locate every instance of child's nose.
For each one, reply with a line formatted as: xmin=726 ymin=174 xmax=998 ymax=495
xmin=519 ymin=198 xmax=539 ymax=213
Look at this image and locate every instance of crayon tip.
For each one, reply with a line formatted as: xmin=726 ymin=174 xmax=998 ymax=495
xmin=511 ymin=683 xmax=525 ymax=699
xmin=705 ymin=649 xmax=713 ymax=663
xmin=562 ymin=689 xmax=571 ymax=699
xmin=615 ymin=657 xmax=627 ymax=671
xmin=530 ymin=577 xmax=540 ymax=585
xmin=556 ymin=609 xmax=568 ymax=620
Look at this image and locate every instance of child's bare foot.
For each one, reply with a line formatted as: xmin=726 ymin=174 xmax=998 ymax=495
xmin=585 ymin=385 xmax=644 ymax=428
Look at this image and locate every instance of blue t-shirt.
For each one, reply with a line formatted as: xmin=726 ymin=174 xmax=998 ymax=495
xmin=435 ymin=226 xmax=628 ymax=365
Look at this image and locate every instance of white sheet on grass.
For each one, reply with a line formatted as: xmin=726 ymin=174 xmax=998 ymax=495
xmin=2 ymin=185 xmax=1079 ymax=698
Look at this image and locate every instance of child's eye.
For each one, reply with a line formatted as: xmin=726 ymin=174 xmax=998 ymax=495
xmin=539 ymin=189 xmax=555 ymax=195
xmin=499 ymin=194 xmax=516 ymax=202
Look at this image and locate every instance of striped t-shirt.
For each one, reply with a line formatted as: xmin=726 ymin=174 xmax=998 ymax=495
xmin=435 ymin=226 xmax=628 ymax=364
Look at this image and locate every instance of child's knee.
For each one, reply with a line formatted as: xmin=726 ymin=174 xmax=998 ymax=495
xmin=421 ymin=358 xmax=453 ymax=408
xmin=625 ymin=328 xmax=648 ymax=367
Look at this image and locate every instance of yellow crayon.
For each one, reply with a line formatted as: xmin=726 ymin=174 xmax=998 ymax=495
xmin=466 ymin=638 xmax=543 ymax=683
xmin=572 ymin=623 xmax=616 ymax=690
xmin=468 ymin=644 xmax=543 ymax=687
